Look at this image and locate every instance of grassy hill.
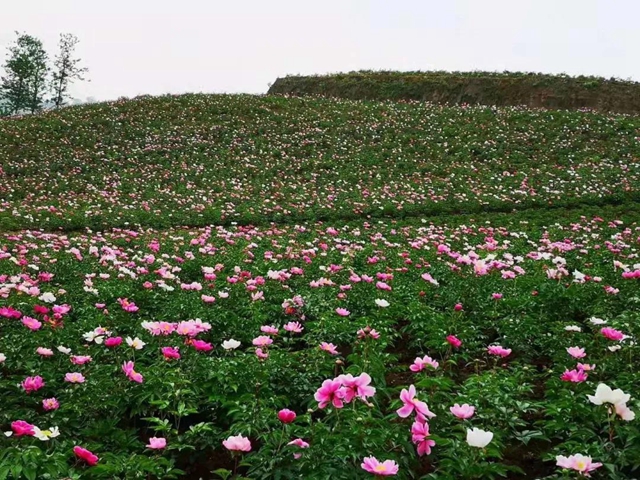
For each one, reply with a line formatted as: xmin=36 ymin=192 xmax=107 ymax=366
xmin=1 ymin=93 xmax=639 ymax=231
xmin=268 ymin=71 xmax=640 ymax=113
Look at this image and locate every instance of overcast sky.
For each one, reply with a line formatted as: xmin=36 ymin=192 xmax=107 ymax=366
xmin=1 ymin=0 xmax=638 ymax=101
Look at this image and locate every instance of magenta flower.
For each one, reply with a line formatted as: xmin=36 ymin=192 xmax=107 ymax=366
xmin=410 ymin=355 xmax=439 ymax=372
xmin=277 ymin=409 xmax=297 ymax=424
xmin=454 ymin=303 xmax=463 ymax=311
xmin=319 ymin=342 xmax=339 ymax=355
xmin=65 ymin=372 xmax=85 ymax=383
xmin=161 ymin=346 xmax=181 ymax=360
xmin=361 ymin=457 xmax=399 ymax=476
xmin=191 ymin=339 xmax=213 ymax=352
xmin=146 ymin=437 xmax=167 ymax=449
xmin=314 ymin=378 xmax=345 ymax=409
xmin=561 ymin=369 xmax=588 ymax=383
xmin=450 ymin=403 xmax=475 ymax=419
xmin=104 ymin=337 xmax=123 ymax=348
xmin=411 ymin=420 xmax=436 ymax=456
xmin=73 ymin=446 xmax=99 ymax=466
xmin=22 ymin=375 xmax=45 ymax=393
xmin=42 ymin=397 xmax=60 ymax=411
xmin=118 ymin=298 xmax=139 ymax=312
xmin=446 ymin=335 xmax=462 ymax=349
xmin=492 ymin=293 xmax=503 ymax=300
xmin=11 ymin=420 xmax=36 ymax=437
xmin=223 ymin=434 xmax=252 ymax=452
xmin=397 ymin=385 xmax=435 ymax=419
xmin=337 ymin=373 xmax=376 ymax=403
xmin=487 ymin=345 xmax=512 ymax=357
xmin=600 ymin=327 xmax=625 ymax=341
xmin=122 ymin=361 xmax=143 ymax=383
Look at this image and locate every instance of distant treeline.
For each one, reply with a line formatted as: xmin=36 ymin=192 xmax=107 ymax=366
xmin=0 ymin=32 xmax=87 ymax=116
xmin=268 ymin=71 xmax=640 ymax=114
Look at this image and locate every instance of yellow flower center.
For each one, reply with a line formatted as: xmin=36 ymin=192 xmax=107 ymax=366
xmin=374 ymin=465 xmax=387 ymax=473
xmin=576 ymin=461 xmax=586 ymax=470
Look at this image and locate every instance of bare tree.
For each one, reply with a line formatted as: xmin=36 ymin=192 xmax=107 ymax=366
xmin=51 ymin=33 xmax=88 ymax=108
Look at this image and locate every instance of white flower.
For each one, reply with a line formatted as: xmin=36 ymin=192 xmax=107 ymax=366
xmin=615 ymin=403 xmax=636 ymax=421
xmin=83 ymin=331 xmax=104 ymax=344
xmin=375 ymin=299 xmax=389 ymax=308
xmin=4 ymin=431 xmax=12 ymax=437
xmin=466 ymin=428 xmax=493 ymax=448
xmin=587 ymin=383 xmax=631 ymax=406
xmin=0 ymin=353 xmax=6 ymax=363
xmin=219 ymin=291 xmax=229 ymax=299
xmin=33 ymin=426 xmax=60 ymax=441
xmin=57 ymin=346 xmax=72 ymax=355
xmin=126 ymin=337 xmax=145 ymax=350
xmin=589 ymin=317 xmax=606 ymax=325
xmin=39 ymin=292 xmax=56 ymax=303
xmin=564 ymin=325 xmax=582 ymax=332
xmin=222 ymin=339 xmax=241 ymax=350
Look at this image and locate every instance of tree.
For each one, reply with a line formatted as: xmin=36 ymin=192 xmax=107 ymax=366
xmin=0 ymin=32 xmax=49 ymax=114
xmin=51 ymin=33 xmax=87 ymax=109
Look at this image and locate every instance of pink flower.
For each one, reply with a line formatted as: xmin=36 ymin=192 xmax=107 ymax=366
xmin=11 ymin=420 xmax=35 ymax=436
xmin=288 ymin=437 xmax=310 ymax=458
xmin=487 ymin=345 xmax=512 ymax=357
xmin=146 ymin=437 xmax=167 ymax=449
xmin=74 ymin=446 xmax=99 ymax=466
xmin=361 ymin=457 xmax=399 ymax=476
xmin=410 ymin=355 xmax=439 ymax=372
xmin=411 ymin=420 xmax=436 ymax=456
xmin=255 ymin=348 xmax=269 ymax=360
xmin=314 ymin=378 xmax=345 ymax=409
xmin=260 ymin=325 xmax=279 ymax=335
xmin=561 ymin=369 xmax=588 ymax=383
xmin=337 ymin=373 xmax=376 ymax=403
xmin=492 ymin=293 xmax=503 ymax=300
xmin=252 ymin=336 xmax=273 ymax=347
xmin=335 ymin=307 xmax=350 ymax=317
xmin=454 ymin=303 xmax=463 ymax=311
xmin=65 ymin=372 xmax=85 ymax=383
xmin=22 ymin=375 xmax=45 ymax=393
xmin=37 ymin=347 xmax=54 ymax=356
xmin=223 ymin=434 xmax=252 ymax=452
xmin=278 ymin=409 xmax=297 ymax=424
xmin=42 ymin=397 xmax=60 ymax=411
xmin=284 ymin=321 xmax=303 ymax=333
xmin=71 ymin=355 xmax=92 ymax=365
xmin=320 ymin=342 xmax=339 ymax=355
xmin=450 ymin=403 xmax=475 ymax=419
xmin=21 ymin=316 xmax=42 ymax=331
xmin=567 ymin=347 xmax=586 ymax=359
xmin=600 ymin=327 xmax=625 ymax=341
xmin=577 ymin=363 xmax=596 ymax=371
xmin=397 ymin=385 xmax=436 ymax=419
xmin=161 ymin=346 xmax=181 ymax=360
xmin=118 ymin=298 xmax=139 ymax=312
xmin=556 ymin=454 xmax=602 ymax=476
xmin=357 ymin=327 xmax=380 ymax=339
xmin=191 ymin=339 xmax=213 ymax=352
xmin=201 ymin=294 xmax=216 ymax=303
xmin=446 ymin=335 xmax=462 ymax=349
xmin=121 ymin=361 xmax=143 ymax=383
xmin=104 ymin=337 xmax=122 ymax=348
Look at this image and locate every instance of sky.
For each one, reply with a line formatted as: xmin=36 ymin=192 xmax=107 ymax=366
xmin=1 ymin=0 xmax=639 ymax=102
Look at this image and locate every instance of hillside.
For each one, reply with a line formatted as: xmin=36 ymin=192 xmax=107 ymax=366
xmin=268 ymin=71 xmax=640 ymax=113
xmin=1 ymin=93 xmax=639 ymax=231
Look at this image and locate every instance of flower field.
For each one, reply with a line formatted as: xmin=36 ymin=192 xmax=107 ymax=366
xmin=1 ymin=94 xmax=640 ymax=479
xmin=1 ymin=94 xmax=640 ymax=231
